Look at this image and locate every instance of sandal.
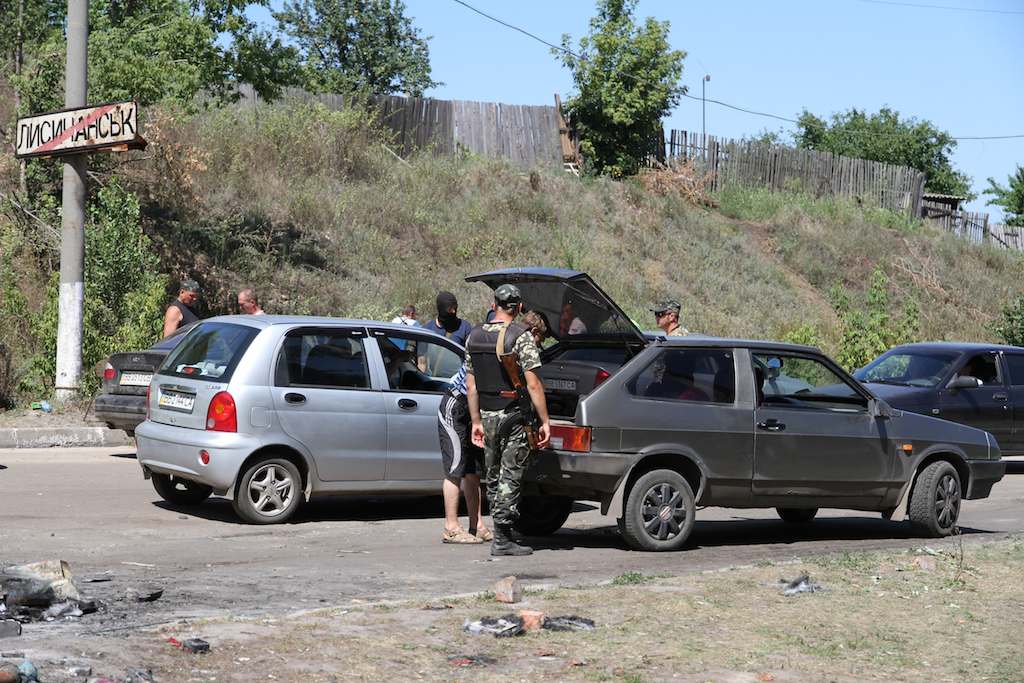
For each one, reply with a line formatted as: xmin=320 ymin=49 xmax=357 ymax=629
xmin=442 ymin=527 xmax=482 ymax=544
xmin=470 ymin=526 xmax=493 ymax=542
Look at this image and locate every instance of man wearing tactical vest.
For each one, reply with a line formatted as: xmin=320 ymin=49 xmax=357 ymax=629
xmin=466 ymin=283 xmax=551 ymax=556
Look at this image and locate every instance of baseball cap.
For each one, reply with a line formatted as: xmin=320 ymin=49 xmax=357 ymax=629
xmin=494 ymin=283 xmax=522 ymax=306
xmin=180 ymin=279 xmax=201 ymax=293
xmin=649 ymin=299 xmax=680 ymax=314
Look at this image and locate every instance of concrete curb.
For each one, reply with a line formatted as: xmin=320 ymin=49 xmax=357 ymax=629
xmin=0 ymin=427 xmax=132 ymax=449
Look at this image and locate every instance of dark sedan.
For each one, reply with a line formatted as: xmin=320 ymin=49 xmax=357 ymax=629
xmin=93 ymin=324 xmax=196 ymax=435
xmin=854 ymin=342 xmax=1024 ymax=456
xmin=467 ymin=268 xmax=1007 ymax=551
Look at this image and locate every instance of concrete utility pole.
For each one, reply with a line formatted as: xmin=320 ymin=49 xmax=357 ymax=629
xmin=55 ymin=0 xmax=88 ymax=402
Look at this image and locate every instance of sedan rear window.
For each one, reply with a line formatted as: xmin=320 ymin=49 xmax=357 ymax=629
xmin=159 ymin=322 xmax=259 ymax=382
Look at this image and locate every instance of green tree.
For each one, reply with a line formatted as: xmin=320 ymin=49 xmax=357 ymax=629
xmin=983 ymin=166 xmax=1024 ymax=228
xmin=829 ymin=268 xmax=919 ymax=371
xmin=991 ymin=290 xmax=1024 ymax=347
xmin=24 ymin=183 xmax=167 ymax=395
xmin=554 ymin=0 xmax=685 ymax=178
xmin=274 ymin=0 xmax=439 ymax=97
xmin=795 ymin=106 xmax=973 ymax=200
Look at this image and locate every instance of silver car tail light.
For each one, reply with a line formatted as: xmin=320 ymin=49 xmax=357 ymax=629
xmin=206 ymin=392 xmax=237 ymax=432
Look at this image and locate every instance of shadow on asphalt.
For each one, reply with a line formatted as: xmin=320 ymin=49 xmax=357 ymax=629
xmin=527 ymin=515 xmax=994 ymax=553
xmin=108 ymin=451 xmax=138 ymax=459
xmin=151 ymin=496 xmax=998 ymax=553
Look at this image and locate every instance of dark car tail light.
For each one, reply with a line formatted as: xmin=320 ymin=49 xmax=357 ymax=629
xmin=594 ymin=369 xmax=611 ymax=388
xmin=207 ymin=392 xmax=237 ymax=432
xmin=549 ymin=424 xmax=592 ymax=452
xmin=103 ymin=361 xmax=115 ymax=380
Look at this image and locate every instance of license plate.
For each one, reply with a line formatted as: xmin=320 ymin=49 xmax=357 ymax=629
xmin=545 ymin=378 xmax=577 ymax=391
xmin=159 ymin=390 xmax=195 ymax=413
xmin=119 ymin=371 xmax=152 ymax=387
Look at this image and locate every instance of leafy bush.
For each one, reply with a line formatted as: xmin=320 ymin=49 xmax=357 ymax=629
xmin=22 ymin=183 xmax=167 ymax=395
xmin=991 ymin=290 xmax=1024 ymax=347
xmin=829 ymin=268 xmax=919 ymax=371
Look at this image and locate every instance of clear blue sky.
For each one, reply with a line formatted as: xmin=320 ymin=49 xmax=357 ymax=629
xmin=253 ymin=0 xmax=1024 ymax=222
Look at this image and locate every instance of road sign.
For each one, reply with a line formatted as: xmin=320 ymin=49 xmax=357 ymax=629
xmin=15 ymin=100 xmax=145 ymax=159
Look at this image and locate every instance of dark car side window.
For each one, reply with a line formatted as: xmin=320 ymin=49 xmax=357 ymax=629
xmin=275 ymin=331 xmax=370 ymax=389
xmin=959 ymin=353 xmax=1001 ymax=385
xmin=627 ymin=349 xmax=735 ymax=404
xmin=1004 ymin=354 xmax=1024 ymax=386
xmin=753 ymin=353 xmax=866 ymax=411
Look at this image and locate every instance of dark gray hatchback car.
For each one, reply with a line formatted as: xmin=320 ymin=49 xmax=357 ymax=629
xmin=467 ymin=268 xmax=1007 ymax=551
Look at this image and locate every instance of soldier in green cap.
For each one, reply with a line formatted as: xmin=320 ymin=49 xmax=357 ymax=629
xmin=466 ymin=283 xmax=551 ymax=556
xmin=650 ymin=299 xmax=690 ymax=337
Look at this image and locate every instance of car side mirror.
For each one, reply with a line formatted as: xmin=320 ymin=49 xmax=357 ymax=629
xmin=946 ymin=375 xmax=981 ymax=391
xmin=869 ymin=398 xmax=891 ymax=418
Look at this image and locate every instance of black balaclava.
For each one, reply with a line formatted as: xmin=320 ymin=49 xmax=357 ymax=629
xmin=436 ymin=291 xmax=460 ymax=331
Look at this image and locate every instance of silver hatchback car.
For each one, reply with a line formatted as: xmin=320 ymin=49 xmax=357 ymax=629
xmin=134 ymin=316 xmax=464 ymax=523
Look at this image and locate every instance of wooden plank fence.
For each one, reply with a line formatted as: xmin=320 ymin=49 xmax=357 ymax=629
xmin=667 ymin=130 xmax=927 ymax=217
xmin=232 ymin=85 xmax=564 ymax=167
xmin=921 ymin=200 xmax=1022 ymax=252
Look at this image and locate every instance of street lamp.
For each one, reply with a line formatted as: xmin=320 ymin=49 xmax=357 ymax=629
xmin=702 ymin=74 xmax=711 ymax=143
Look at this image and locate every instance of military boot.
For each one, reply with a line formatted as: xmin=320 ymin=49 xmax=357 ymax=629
xmin=490 ymin=524 xmax=533 ymax=556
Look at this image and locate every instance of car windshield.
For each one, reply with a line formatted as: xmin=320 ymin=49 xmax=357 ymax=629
xmin=854 ymin=350 xmax=959 ymax=388
xmin=159 ymin=322 xmax=260 ymax=382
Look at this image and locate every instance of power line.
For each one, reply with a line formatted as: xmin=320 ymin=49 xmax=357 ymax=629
xmin=860 ymin=0 xmax=1024 ymax=16
xmin=450 ymin=0 xmax=1024 ymax=142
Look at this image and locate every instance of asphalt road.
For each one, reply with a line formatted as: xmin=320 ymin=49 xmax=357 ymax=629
xmin=3 ymin=446 xmax=1024 ymax=634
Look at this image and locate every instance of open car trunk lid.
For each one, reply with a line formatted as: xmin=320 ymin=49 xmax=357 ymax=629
xmin=466 ymin=268 xmax=647 ymax=419
xmin=464 ymin=268 xmax=645 ymax=345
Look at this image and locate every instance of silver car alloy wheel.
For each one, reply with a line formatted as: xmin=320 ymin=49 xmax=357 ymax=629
xmin=244 ymin=462 xmax=296 ymax=517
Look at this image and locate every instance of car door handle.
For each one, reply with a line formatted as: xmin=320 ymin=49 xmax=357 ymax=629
xmin=285 ymin=392 xmax=306 ymax=405
xmin=757 ymin=419 xmax=785 ymax=431
xmin=398 ymin=398 xmax=418 ymax=410
xmin=993 ymin=392 xmax=1008 ymax=401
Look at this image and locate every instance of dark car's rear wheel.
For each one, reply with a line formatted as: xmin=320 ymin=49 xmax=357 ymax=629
xmin=776 ymin=507 xmax=818 ymax=523
xmin=152 ymin=473 xmax=212 ymax=506
xmin=512 ymin=496 xmax=574 ymax=536
xmin=232 ymin=457 xmax=302 ymax=524
xmin=909 ymin=461 xmax=961 ymax=537
xmin=620 ymin=469 xmax=695 ymax=551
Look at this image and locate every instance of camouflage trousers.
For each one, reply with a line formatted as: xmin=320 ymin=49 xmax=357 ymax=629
xmin=480 ymin=408 xmax=532 ymax=526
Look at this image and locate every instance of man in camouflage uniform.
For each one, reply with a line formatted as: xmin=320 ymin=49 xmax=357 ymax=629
xmin=650 ymin=299 xmax=691 ymax=337
xmin=466 ymin=284 xmax=551 ymax=556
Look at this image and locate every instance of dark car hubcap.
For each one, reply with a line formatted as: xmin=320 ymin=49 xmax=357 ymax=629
xmin=935 ymin=473 xmax=960 ymax=529
xmin=642 ymin=483 xmax=687 ymax=540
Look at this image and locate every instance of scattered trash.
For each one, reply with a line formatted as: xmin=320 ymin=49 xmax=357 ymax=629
xmin=418 ymin=604 xmax=453 ymax=611
xmin=463 ymin=614 xmax=524 ymax=637
xmin=567 ymin=659 xmax=587 ymax=667
xmin=30 ymin=401 xmax=51 ymax=412
xmin=780 ymin=574 xmax=832 ymax=595
xmin=0 ymin=663 xmax=19 ymax=683
xmin=168 ymin=636 xmax=182 ymax=648
xmin=0 ymin=621 xmax=21 ymax=639
xmin=913 ymin=556 xmax=938 ymax=572
xmin=183 ymin=638 xmax=210 ymax=654
xmin=447 ymin=654 xmax=497 ymax=667
xmin=543 ymin=615 xmax=596 ymax=632
xmin=18 ymin=661 xmax=37 ymax=681
xmin=125 ymin=588 xmax=164 ymax=603
xmin=125 ymin=667 xmax=154 ymax=683
xmin=755 ymin=673 xmax=774 ymax=681
xmin=493 ymin=576 xmax=522 ymax=604
xmin=42 ymin=601 xmax=83 ymax=620
xmin=67 ymin=666 xmax=92 ymax=677
xmin=2 ymin=561 xmax=81 ymax=606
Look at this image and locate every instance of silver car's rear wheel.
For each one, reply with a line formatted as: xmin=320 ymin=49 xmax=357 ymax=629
xmin=621 ymin=469 xmax=695 ymax=552
xmin=152 ymin=473 xmax=212 ymax=506
xmin=909 ymin=461 xmax=961 ymax=537
xmin=232 ymin=457 xmax=302 ymax=524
